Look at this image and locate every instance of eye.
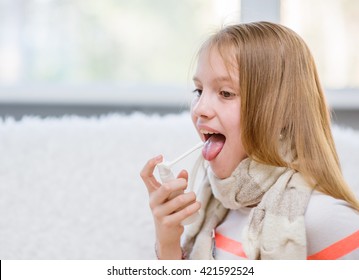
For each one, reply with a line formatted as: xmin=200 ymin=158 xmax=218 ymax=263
xmin=220 ymin=91 xmax=236 ymax=98
xmin=192 ymin=88 xmax=203 ymax=97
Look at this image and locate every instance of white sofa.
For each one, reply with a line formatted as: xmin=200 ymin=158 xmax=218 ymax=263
xmin=0 ymin=113 xmax=358 ymax=259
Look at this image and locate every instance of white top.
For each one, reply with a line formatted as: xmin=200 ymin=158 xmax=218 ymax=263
xmin=215 ymin=191 xmax=359 ymax=259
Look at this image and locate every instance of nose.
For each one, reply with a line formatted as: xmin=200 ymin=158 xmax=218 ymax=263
xmin=191 ymin=91 xmax=215 ymax=119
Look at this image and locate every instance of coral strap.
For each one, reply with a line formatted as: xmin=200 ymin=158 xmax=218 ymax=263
xmin=215 ymin=233 xmax=247 ymax=258
xmin=307 ymin=230 xmax=359 ymax=260
xmin=216 ymin=230 xmax=359 ymax=260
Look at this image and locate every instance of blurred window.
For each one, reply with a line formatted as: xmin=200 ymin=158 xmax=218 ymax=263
xmin=281 ymin=0 xmax=359 ymax=89
xmin=0 ymin=0 xmax=240 ymax=104
xmin=1 ymin=0 xmax=358 ymax=106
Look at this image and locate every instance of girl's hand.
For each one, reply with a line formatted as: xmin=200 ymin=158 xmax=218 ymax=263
xmin=140 ymin=155 xmax=201 ymax=259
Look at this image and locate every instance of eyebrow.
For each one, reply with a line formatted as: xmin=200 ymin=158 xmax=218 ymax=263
xmin=192 ymin=76 xmax=237 ymax=84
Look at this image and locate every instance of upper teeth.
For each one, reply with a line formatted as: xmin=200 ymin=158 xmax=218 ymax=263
xmin=200 ymin=129 xmax=216 ymax=134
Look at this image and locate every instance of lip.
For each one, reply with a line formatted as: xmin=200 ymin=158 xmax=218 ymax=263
xmin=197 ymin=124 xmax=225 ymax=141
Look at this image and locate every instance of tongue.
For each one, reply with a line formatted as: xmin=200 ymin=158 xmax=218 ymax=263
xmin=202 ymin=134 xmax=225 ymax=161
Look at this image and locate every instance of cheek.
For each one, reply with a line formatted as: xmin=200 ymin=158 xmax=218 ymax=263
xmin=225 ymin=105 xmax=241 ymax=132
xmin=227 ymin=109 xmax=246 ymax=159
xmin=190 ymin=100 xmax=198 ymax=123
xmin=190 ymin=109 xmax=199 ymax=138
xmin=190 ymin=109 xmax=196 ymax=125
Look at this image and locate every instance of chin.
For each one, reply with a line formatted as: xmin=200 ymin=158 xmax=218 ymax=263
xmin=208 ymin=161 xmax=233 ymax=179
xmin=208 ymin=154 xmax=247 ymax=179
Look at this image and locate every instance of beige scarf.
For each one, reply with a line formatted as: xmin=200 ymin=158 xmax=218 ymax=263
xmin=182 ymin=157 xmax=313 ymax=259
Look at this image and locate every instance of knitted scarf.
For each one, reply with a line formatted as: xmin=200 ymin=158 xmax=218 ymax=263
xmin=182 ymin=157 xmax=313 ymax=260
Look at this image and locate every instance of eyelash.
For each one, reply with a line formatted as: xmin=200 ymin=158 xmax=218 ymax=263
xmin=192 ymin=89 xmax=202 ymax=97
xmin=219 ymin=91 xmax=235 ymax=98
xmin=193 ymin=89 xmax=236 ymax=99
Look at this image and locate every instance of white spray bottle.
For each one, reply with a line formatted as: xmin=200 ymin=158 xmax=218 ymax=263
xmin=157 ymin=142 xmax=203 ymax=225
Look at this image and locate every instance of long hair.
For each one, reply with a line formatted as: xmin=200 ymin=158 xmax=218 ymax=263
xmin=200 ymin=22 xmax=359 ymax=211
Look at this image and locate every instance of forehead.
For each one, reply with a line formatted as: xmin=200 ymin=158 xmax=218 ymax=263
xmin=194 ymin=45 xmax=239 ymax=84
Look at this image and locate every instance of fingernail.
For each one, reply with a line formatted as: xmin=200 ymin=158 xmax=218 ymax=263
xmin=155 ymin=155 xmax=163 ymax=161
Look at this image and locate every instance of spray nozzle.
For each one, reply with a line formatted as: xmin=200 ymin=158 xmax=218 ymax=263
xmin=157 ymin=142 xmax=204 ymax=183
xmin=159 ymin=142 xmax=204 ymax=168
xmin=157 ymin=142 xmax=203 ymax=183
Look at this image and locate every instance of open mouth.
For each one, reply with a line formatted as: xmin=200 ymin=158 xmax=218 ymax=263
xmin=201 ymin=131 xmax=226 ymax=161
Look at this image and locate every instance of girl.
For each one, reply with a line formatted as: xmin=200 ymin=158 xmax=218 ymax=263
xmin=140 ymin=22 xmax=359 ymax=259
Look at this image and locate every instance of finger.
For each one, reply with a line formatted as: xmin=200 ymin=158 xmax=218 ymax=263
xmin=162 ymin=201 xmax=202 ymax=226
xmin=140 ymin=155 xmax=163 ymax=193
xmin=176 ymin=169 xmax=188 ymax=181
xmin=153 ymin=191 xmax=196 ymax=218
xmin=149 ymin=178 xmax=187 ymax=209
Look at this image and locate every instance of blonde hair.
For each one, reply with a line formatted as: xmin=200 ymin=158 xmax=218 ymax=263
xmin=200 ymin=22 xmax=359 ymax=211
